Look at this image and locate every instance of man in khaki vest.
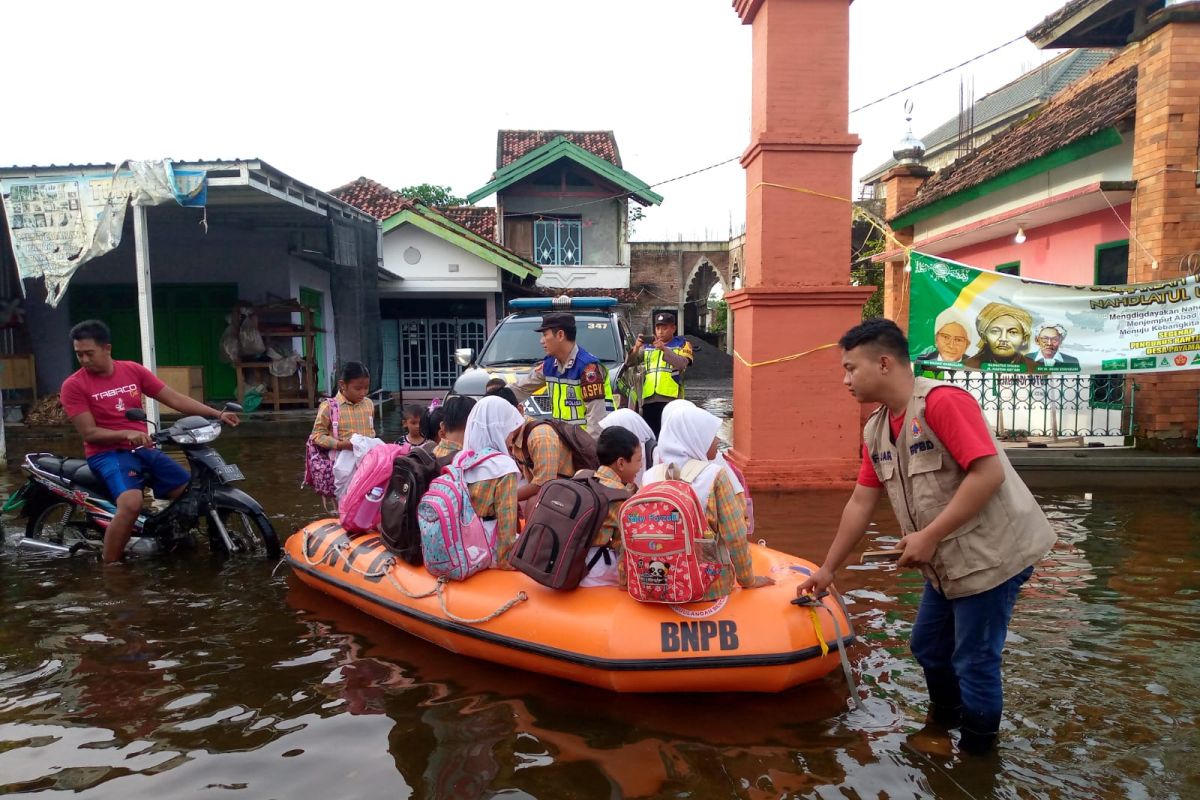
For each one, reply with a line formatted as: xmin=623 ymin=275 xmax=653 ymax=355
xmin=798 ymin=318 xmax=1055 ymax=756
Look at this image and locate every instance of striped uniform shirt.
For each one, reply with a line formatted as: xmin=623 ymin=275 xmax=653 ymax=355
xmin=466 ymin=473 xmax=520 ymax=567
xmin=515 ymin=424 xmax=575 ymax=487
xmin=701 ymin=469 xmax=755 ymax=600
xmin=433 ymin=439 xmax=462 ymax=460
xmin=310 ymin=393 xmax=375 ymax=450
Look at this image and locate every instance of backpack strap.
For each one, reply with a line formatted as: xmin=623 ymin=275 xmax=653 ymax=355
xmin=680 ymin=460 xmax=711 ymax=484
xmin=328 ymin=398 xmax=340 ymax=440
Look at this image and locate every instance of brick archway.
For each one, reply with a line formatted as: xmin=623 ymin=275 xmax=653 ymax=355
xmin=684 ymin=259 xmax=724 ymax=334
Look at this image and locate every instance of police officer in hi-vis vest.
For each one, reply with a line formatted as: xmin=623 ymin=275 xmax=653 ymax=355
xmin=799 ymin=318 xmax=1055 ymax=757
xmin=628 ymin=310 xmax=693 ymax=437
xmin=512 ymin=311 xmax=609 ymax=436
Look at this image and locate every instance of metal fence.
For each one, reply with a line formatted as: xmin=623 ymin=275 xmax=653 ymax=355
xmin=934 ymin=371 xmax=1135 ymax=442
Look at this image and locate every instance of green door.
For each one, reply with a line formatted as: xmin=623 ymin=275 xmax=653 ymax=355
xmin=299 ymin=286 xmax=326 ymax=394
xmin=69 ymin=284 xmax=238 ymax=399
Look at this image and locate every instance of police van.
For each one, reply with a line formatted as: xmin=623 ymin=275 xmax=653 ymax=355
xmin=450 ymin=297 xmax=632 ymax=418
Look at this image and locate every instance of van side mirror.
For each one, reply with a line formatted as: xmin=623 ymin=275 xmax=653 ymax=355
xmin=125 ymin=408 xmax=148 ymax=422
xmin=455 ymin=348 xmax=475 ymax=368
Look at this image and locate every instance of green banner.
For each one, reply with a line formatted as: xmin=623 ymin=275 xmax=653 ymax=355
xmin=908 ymin=251 xmax=1200 ymax=374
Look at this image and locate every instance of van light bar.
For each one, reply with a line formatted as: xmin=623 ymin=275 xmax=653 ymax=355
xmin=508 ymin=297 xmax=618 ymax=310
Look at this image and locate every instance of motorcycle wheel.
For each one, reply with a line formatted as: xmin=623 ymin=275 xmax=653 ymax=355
xmin=24 ymin=496 xmax=102 ymax=549
xmin=204 ymin=508 xmax=281 ymax=560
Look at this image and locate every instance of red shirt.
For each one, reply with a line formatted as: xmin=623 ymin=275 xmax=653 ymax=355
xmin=857 ymin=386 xmax=997 ymax=488
xmin=60 ymin=361 xmax=166 ymax=457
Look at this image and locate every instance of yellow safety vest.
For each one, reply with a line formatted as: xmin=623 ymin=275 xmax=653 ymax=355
xmin=544 ymin=349 xmax=607 ymax=431
xmin=642 ymin=339 xmax=690 ymax=400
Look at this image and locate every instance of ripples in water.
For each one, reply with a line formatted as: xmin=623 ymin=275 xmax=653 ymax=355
xmin=1 ymin=433 xmax=1198 ymax=798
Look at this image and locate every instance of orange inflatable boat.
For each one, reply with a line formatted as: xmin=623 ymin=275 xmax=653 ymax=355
xmin=285 ymin=520 xmax=856 ymax=693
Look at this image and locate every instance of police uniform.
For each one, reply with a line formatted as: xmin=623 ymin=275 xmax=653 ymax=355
xmin=512 ymin=311 xmax=609 ymax=434
xmin=637 ymin=311 xmax=693 ymax=437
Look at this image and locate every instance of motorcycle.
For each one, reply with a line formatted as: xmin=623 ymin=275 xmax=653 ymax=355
xmin=12 ymin=403 xmax=280 ymax=560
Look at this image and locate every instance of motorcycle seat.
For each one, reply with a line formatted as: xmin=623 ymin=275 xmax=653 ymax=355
xmin=32 ymin=455 xmax=112 ymax=498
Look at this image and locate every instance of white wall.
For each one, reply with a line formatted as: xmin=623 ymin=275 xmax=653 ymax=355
xmin=379 ymin=223 xmax=502 ymax=294
xmin=915 ymin=138 xmax=1134 ymax=241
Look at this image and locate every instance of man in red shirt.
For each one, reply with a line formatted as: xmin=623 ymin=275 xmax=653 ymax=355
xmin=60 ymin=320 xmax=239 ymax=565
xmin=798 ymin=318 xmax=1054 ymax=757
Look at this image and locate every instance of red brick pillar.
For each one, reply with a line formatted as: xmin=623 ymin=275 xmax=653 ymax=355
xmin=880 ymin=164 xmax=930 ymax=327
xmin=726 ymin=0 xmax=875 ymax=487
xmin=1128 ymin=13 xmax=1200 ymax=450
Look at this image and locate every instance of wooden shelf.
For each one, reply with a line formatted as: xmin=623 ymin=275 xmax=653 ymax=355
xmin=233 ymin=300 xmax=320 ymax=411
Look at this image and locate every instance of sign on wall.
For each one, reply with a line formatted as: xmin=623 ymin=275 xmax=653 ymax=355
xmin=908 ymin=251 xmax=1200 ymax=375
xmin=0 ymin=160 xmax=206 ymax=307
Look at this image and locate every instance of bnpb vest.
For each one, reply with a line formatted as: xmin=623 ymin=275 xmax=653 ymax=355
xmin=544 ymin=347 xmax=607 ymax=431
xmin=641 ymin=336 xmax=689 ymax=401
xmin=864 ymin=377 xmax=1055 ymax=599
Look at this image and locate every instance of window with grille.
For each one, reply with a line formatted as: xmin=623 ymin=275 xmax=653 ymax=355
xmin=533 ymin=218 xmax=582 ymax=266
xmin=393 ymin=317 xmax=488 ymax=390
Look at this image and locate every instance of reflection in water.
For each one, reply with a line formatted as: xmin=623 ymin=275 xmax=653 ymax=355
xmin=1 ymin=429 xmax=1198 ymax=798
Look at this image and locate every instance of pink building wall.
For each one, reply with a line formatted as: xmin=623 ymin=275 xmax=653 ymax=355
xmin=940 ymin=203 xmax=1131 ymax=284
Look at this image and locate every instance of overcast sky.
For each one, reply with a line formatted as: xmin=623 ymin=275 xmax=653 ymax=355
xmin=4 ymin=0 xmax=1073 ymax=241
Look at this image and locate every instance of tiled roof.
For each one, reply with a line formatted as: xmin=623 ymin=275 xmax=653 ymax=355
xmin=862 ymin=48 xmax=1118 ymax=183
xmin=438 ymin=206 xmax=497 ymax=242
xmin=1027 ymin=0 xmax=1096 ymax=43
xmin=497 ymin=130 xmax=622 ymax=169
xmin=330 ymin=176 xmax=499 ymax=242
xmin=329 ymin=176 xmax=408 ymax=220
xmin=894 ymin=65 xmax=1137 ymax=220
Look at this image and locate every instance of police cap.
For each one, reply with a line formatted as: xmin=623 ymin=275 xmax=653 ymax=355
xmin=534 ymin=311 xmax=576 ymax=333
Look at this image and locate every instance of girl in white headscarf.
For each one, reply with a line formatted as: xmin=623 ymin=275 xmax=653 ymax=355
xmin=644 ymin=400 xmax=774 ymax=599
xmin=455 ymin=396 xmax=525 ymax=566
xmin=597 ymin=408 xmax=656 ymax=485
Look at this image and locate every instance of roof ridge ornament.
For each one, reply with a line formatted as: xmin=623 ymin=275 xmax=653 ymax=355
xmin=893 ymin=99 xmax=927 ymax=166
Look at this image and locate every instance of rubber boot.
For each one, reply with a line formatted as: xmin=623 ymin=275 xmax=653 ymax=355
xmin=924 ymin=674 xmax=963 ymax=730
xmin=959 ymin=709 xmax=1000 ymax=756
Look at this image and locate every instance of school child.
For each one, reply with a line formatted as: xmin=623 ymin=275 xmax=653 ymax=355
xmin=400 ymin=404 xmax=427 ymax=448
xmin=578 ymin=426 xmax=642 ymax=588
xmin=305 ymin=362 xmax=378 ymax=503
xmin=597 ymin=408 xmax=655 ymax=486
xmin=433 ymin=396 xmax=475 ymax=461
xmin=457 ymin=396 xmax=525 ymax=566
xmin=646 ymin=400 xmax=773 ymax=599
xmin=420 ymin=406 xmax=444 ymax=452
xmin=310 ymin=362 xmax=375 ymax=452
xmin=484 ymin=377 xmax=507 ymax=396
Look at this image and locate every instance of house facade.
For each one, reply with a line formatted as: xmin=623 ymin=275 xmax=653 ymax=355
xmin=331 ymin=178 xmax=540 ymax=401
xmin=877 ymin=0 xmax=1200 ymax=450
xmin=0 ymin=160 xmax=380 ymax=405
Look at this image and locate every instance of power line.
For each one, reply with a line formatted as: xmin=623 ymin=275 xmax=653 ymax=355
xmin=501 ymin=156 xmax=741 ymax=219
xmin=850 ymin=34 xmax=1026 ymax=114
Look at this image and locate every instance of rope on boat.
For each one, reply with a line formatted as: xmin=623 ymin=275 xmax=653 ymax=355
xmin=437 ymin=580 xmax=528 ymax=625
xmin=796 ymin=588 xmax=864 ymax=712
xmin=384 ymin=567 xmax=440 ymax=600
xmin=669 ymin=595 xmax=729 ymax=618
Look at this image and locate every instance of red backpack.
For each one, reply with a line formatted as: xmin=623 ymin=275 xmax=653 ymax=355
xmin=619 ymin=461 xmax=722 ymax=603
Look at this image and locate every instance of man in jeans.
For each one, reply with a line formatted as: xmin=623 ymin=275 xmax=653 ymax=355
xmin=798 ymin=318 xmax=1055 ymax=755
xmin=60 ymin=319 xmax=239 ymax=565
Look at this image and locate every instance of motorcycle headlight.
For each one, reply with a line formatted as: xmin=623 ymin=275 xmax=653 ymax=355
xmin=173 ymin=424 xmax=219 ymax=445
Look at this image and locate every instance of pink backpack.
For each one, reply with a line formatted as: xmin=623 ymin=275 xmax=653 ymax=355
xmin=620 ymin=461 xmax=722 ymax=603
xmin=339 ymin=443 xmax=407 ymax=533
xmin=417 ymin=449 xmax=505 ymax=581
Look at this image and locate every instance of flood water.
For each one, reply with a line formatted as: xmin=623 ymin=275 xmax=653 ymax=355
xmin=1 ymin=422 xmax=1198 ymax=799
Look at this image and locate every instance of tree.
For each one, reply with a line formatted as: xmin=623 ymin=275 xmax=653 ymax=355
xmin=400 ymin=184 xmax=465 ymax=207
xmin=709 ymin=299 xmax=728 ymax=333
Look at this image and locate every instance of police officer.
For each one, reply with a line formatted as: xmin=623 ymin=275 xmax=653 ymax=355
xmin=512 ymin=311 xmax=609 ymax=435
xmin=629 ymin=311 xmax=693 ymax=437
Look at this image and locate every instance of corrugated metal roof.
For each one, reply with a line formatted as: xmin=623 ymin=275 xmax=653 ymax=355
xmin=861 ymin=48 xmax=1119 ymax=183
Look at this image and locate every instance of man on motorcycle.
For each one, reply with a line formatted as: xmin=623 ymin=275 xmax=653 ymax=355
xmin=59 ymin=320 xmax=240 ymax=565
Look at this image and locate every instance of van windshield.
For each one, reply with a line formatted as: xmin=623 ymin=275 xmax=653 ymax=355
xmin=479 ymin=317 xmax=620 ymax=366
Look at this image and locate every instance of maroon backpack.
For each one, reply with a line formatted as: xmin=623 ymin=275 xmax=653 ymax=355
xmin=510 ymin=471 xmax=632 ymax=590
xmin=518 ymin=419 xmax=599 ymax=474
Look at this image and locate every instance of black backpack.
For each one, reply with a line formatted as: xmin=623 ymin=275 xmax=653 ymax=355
xmin=509 ymin=471 xmax=632 ymax=590
xmin=379 ymin=447 xmax=441 ymax=564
